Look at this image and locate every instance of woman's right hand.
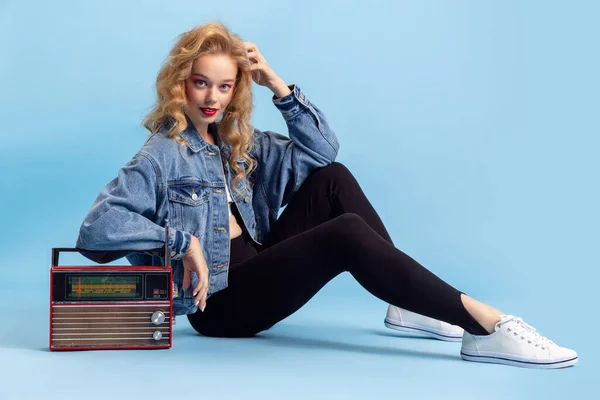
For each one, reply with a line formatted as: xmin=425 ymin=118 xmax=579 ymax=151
xmin=182 ymin=235 xmax=209 ymax=312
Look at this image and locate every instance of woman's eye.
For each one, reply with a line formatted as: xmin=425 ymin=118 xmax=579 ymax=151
xmin=194 ymin=80 xmax=206 ymax=87
xmin=220 ymin=84 xmax=231 ymax=91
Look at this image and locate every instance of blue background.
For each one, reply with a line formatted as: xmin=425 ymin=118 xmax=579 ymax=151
xmin=0 ymin=0 xmax=597 ymax=399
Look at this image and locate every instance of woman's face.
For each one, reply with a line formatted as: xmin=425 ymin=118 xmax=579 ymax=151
xmin=185 ymin=53 xmax=238 ymax=132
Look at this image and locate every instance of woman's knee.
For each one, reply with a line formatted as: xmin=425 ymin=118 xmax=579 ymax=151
xmin=329 ymin=213 xmax=371 ymax=240
xmin=317 ymin=162 xmax=354 ymax=181
xmin=307 ymin=162 xmax=356 ymax=187
xmin=298 ymin=162 xmax=359 ymax=199
xmin=315 ymin=214 xmax=372 ymax=265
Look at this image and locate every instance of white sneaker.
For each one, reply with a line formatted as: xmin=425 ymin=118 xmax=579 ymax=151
xmin=461 ymin=314 xmax=578 ymax=369
xmin=384 ymin=305 xmax=464 ymax=342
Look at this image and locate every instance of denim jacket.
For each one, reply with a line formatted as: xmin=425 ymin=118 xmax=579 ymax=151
xmin=76 ymin=84 xmax=340 ymax=315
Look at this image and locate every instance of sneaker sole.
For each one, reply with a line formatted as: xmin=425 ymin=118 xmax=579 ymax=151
xmin=460 ymin=350 xmax=578 ymax=369
xmin=384 ymin=318 xmax=463 ymax=342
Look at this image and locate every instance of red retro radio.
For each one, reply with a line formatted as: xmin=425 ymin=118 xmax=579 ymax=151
xmin=50 ymin=226 xmax=174 ymax=350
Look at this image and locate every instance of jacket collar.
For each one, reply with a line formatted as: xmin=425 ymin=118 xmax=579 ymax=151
xmin=175 ymin=116 xmax=214 ymax=148
xmin=176 ymin=116 xmax=207 ymax=152
xmin=177 ymin=117 xmax=232 ymax=161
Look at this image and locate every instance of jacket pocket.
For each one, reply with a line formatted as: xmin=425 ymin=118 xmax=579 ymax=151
xmin=167 ymin=180 xmax=210 ymax=237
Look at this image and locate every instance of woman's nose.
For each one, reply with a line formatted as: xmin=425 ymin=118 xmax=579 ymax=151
xmin=205 ymin=87 xmax=217 ymax=105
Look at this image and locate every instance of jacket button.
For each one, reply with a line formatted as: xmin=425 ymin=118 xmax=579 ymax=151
xmin=244 ymin=196 xmax=250 ymax=203
xmin=206 ymin=151 xmax=217 ymax=156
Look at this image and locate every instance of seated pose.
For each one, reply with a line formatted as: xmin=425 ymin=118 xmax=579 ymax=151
xmin=77 ymin=22 xmax=577 ymax=369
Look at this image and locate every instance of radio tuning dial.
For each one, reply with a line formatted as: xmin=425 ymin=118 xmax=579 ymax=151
xmin=151 ymin=311 xmax=166 ymax=325
xmin=153 ymin=331 xmax=163 ymax=341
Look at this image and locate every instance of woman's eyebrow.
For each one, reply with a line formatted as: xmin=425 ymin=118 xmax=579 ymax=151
xmin=191 ymin=73 xmax=235 ymax=83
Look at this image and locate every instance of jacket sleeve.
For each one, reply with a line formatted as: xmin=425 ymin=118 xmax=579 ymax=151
xmin=76 ymin=151 xmax=192 ymax=263
xmin=254 ymin=84 xmax=340 ymax=214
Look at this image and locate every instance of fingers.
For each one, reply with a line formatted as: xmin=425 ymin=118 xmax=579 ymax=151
xmin=192 ymin=277 xmax=203 ymax=305
xmin=181 ymin=235 xmax=209 ymax=311
xmin=192 ymin=268 xmax=208 ymax=311
xmin=198 ymin=281 xmax=209 ymax=312
xmin=184 ymin=263 xmax=207 ymax=311
xmin=183 ymin=269 xmax=191 ymax=290
xmin=244 ymin=42 xmax=264 ymax=63
xmin=192 ymin=270 xmax=202 ymax=302
xmin=184 ymin=268 xmax=205 ymax=311
xmin=247 ymin=52 xmax=263 ymax=65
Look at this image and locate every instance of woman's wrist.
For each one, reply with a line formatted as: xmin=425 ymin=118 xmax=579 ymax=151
xmin=183 ymin=235 xmax=199 ymax=259
xmin=269 ymin=78 xmax=292 ymax=99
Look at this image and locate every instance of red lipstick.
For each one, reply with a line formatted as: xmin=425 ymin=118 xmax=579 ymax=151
xmin=200 ymin=107 xmax=218 ymax=116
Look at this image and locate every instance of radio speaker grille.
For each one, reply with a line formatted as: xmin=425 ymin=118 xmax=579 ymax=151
xmin=50 ymin=304 xmax=171 ymax=349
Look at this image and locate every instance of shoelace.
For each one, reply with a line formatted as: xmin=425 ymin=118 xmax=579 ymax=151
xmin=502 ymin=316 xmax=555 ymax=350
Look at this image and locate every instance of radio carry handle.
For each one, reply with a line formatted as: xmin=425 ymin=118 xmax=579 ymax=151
xmin=52 ymin=220 xmax=172 ymax=268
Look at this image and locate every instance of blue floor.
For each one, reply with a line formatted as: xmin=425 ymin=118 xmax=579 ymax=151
xmin=0 ymin=274 xmax=591 ymax=400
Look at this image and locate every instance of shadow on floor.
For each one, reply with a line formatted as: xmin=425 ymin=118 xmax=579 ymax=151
xmin=180 ymin=322 xmax=461 ymax=362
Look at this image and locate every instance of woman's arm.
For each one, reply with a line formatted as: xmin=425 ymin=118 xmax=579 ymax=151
xmin=76 ymin=151 xmax=192 ymax=262
xmin=254 ymin=84 xmax=340 ymax=214
xmin=244 ymin=41 xmax=340 ymax=213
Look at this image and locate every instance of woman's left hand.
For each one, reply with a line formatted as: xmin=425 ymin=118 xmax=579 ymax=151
xmin=244 ymin=42 xmax=291 ymax=98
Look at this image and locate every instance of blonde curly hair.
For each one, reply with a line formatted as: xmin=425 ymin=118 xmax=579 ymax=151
xmin=143 ymin=22 xmax=257 ymax=195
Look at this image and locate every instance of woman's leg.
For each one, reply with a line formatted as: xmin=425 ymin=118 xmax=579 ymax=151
xmin=263 ymin=162 xmax=500 ymax=334
xmin=188 ymin=162 xmax=577 ymax=368
xmin=188 ymin=214 xmax=488 ymax=338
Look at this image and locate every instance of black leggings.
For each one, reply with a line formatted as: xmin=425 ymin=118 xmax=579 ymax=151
xmin=187 ymin=162 xmax=488 ymax=337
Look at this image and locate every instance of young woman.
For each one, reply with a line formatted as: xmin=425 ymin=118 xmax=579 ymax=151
xmin=77 ymin=22 xmax=577 ymax=369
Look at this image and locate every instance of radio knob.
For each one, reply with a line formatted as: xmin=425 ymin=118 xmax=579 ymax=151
xmin=151 ymin=311 xmax=165 ymax=325
xmin=153 ymin=331 xmax=163 ymax=341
